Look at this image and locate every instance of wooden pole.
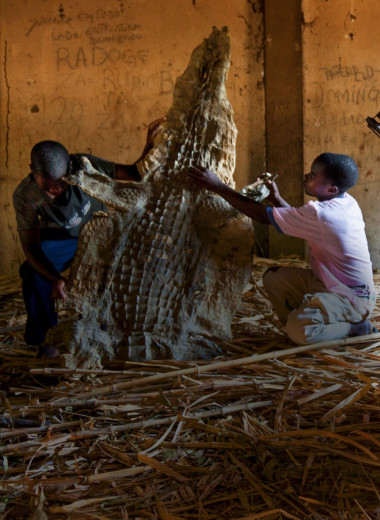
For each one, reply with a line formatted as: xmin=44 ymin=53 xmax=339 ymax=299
xmin=44 ymin=332 xmax=380 ymax=401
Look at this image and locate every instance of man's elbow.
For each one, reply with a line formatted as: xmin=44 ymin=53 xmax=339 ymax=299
xmin=249 ymin=207 xmax=270 ymax=224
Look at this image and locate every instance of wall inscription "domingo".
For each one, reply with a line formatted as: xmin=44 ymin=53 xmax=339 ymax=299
xmin=309 ymin=82 xmax=380 ymax=108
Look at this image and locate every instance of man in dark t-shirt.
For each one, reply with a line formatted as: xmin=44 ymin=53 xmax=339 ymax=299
xmin=13 ymin=118 xmax=165 ymax=357
xmin=13 ymin=153 xmax=114 ymax=242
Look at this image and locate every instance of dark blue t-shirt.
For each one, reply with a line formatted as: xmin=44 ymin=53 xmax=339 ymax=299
xmin=13 ymin=154 xmax=115 ymax=240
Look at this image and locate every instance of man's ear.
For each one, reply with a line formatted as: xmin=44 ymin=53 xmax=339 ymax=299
xmin=328 ymin=184 xmax=339 ymax=195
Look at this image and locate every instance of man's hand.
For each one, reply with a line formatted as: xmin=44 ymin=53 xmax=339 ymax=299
xmin=51 ymin=277 xmax=67 ymax=300
xmin=136 ymin=117 xmax=166 ymax=164
xmin=145 ymin=117 xmax=166 ymax=150
xmin=188 ymin=165 xmax=225 ymax=193
xmin=189 ymin=165 xmax=270 ymax=223
xmin=264 ymin=178 xmax=281 ymax=204
xmin=259 ymin=176 xmax=290 ymax=208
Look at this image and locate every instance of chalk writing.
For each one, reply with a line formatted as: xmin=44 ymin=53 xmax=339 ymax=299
xmin=49 ymin=97 xmax=83 ymax=139
xmin=96 ymin=110 xmax=124 ymax=133
xmin=85 ymin=23 xmax=140 ymax=36
xmin=56 ymin=72 xmax=91 ymax=90
xmin=159 ymin=71 xmax=174 ymax=95
xmin=26 ymin=15 xmax=72 ymax=36
xmin=123 ymin=70 xmax=175 ymax=96
xmin=26 ymin=8 xmax=124 ymax=36
xmin=51 ymin=23 xmax=141 ymax=44
xmin=305 ymin=132 xmax=380 ymax=170
xmin=321 ymin=64 xmax=377 ymax=82
xmin=85 ymin=23 xmax=142 ymax=45
xmin=310 ymin=82 xmax=380 ymax=108
xmin=306 ymin=130 xmax=360 ymax=149
xmin=52 ymin=29 xmax=80 ymax=41
xmin=93 ymin=9 xmax=123 ymax=20
xmin=57 ymin=47 xmax=149 ymax=71
xmin=102 ymin=68 xmax=120 ymax=91
xmin=309 ymin=106 xmax=365 ymax=127
xmin=87 ymin=33 xmax=142 ymax=45
xmin=54 ymin=67 xmax=174 ymax=97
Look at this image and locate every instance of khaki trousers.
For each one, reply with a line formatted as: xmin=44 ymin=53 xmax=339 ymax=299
xmin=262 ymin=267 xmax=372 ymax=345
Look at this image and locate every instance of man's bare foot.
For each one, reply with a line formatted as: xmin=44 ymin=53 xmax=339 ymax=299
xmin=349 ymin=319 xmax=374 ymax=337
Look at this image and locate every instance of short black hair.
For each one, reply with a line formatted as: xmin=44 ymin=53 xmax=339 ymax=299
xmin=30 ymin=141 xmax=70 ymax=180
xmin=314 ymin=153 xmax=359 ymax=193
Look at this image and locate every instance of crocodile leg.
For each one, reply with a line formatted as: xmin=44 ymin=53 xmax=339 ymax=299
xmin=65 ymin=156 xmax=150 ymax=212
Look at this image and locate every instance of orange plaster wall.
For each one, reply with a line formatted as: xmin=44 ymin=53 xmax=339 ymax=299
xmin=0 ymin=0 xmax=265 ymax=276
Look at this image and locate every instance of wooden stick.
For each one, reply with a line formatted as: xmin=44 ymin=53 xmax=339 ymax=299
xmin=62 ymin=332 xmax=380 ymax=401
xmin=69 ymin=400 xmax=273 ymax=441
xmin=87 ymin=465 xmax=151 ymax=483
xmin=29 ymin=367 xmax=153 ymax=376
xmin=0 ymin=420 xmax=82 ymax=440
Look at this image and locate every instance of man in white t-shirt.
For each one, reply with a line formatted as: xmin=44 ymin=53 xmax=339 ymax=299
xmin=188 ymin=153 xmax=376 ymax=345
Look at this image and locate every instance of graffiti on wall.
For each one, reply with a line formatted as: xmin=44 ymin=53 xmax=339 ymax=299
xmin=305 ymin=61 xmax=380 ymax=158
xmin=22 ymin=6 xmax=176 ymax=145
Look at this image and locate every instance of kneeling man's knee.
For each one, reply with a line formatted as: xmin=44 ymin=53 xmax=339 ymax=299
xmin=284 ymin=310 xmax=320 ymax=345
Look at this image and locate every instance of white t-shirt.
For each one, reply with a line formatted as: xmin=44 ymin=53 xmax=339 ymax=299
xmin=266 ymin=193 xmax=375 ymax=306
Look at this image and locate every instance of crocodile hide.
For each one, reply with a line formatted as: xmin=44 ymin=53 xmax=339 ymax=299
xmin=45 ymin=27 xmax=270 ymax=369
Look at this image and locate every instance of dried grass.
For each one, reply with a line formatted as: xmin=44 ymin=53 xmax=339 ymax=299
xmin=1 ymin=256 xmax=380 ymax=519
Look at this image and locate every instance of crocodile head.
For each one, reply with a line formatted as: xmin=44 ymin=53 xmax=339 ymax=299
xmin=139 ymin=26 xmax=237 ymax=188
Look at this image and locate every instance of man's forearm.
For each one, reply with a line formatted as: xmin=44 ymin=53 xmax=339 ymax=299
xmin=271 ymin=194 xmax=291 ymax=208
xmin=24 ymin=245 xmax=63 ymax=284
xmin=24 ymin=246 xmax=68 ymax=299
xmin=216 ymin=184 xmax=270 ymax=224
xmin=188 ymin=165 xmax=271 ymax=224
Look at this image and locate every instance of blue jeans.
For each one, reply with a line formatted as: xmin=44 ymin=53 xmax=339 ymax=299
xmin=20 ymin=239 xmax=78 ymax=346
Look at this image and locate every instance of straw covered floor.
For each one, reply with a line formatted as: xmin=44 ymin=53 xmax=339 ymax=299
xmin=1 ymin=256 xmax=380 ymax=520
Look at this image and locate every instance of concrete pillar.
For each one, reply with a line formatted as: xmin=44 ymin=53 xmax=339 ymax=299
xmin=264 ymin=0 xmax=305 ymax=258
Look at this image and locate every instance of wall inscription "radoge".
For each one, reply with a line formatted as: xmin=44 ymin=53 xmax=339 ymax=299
xmin=57 ymin=47 xmax=149 ymax=70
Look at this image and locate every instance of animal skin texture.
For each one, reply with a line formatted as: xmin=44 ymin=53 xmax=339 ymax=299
xmin=45 ymin=27 xmax=271 ymax=369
